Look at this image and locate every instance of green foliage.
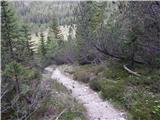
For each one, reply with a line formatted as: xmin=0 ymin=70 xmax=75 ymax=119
xmin=46 ymin=36 xmax=57 ymax=56
xmin=3 ymin=61 xmax=26 ymax=78
xmin=38 ymin=32 xmax=47 ymax=57
xmin=101 ymin=79 xmax=126 ymax=100
xmin=31 ymin=76 xmax=86 ymax=120
xmin=102 ymin=64 xmax=160 ymax=120
xmin=1 ymin=1 xmax=19 ymax=67
xmin=19 ymin=24 xmax=34 ymax=58
xmin=24 ymin=68 xmax=41 ymax=81
xmin=73 ymin=70 xmax=90 ymax=83
xmin=3 ymin=61 xmax=41 ymax=82
xmin=89 ymin=79 xmax=101 ymax=91
xmin=2 ymin=61 xmax=41 ymax=119
xmin=74 ymin=61 xmax=160 ymax=120
xmin=103 ymin=67 xmax=129 ymax=80
xmin=2 ymin=1 xmax=160 ymax=120
xmin=128 ymin=69 xmax=160 ymax=93
xmin=21 ymin=84 xmax=30 ymax=95
xmin=59 ymin=111 xmax=86 ymax=120
xmin=73 ymin=64 xmax=104 ymax=83
xmin=54 ymin=39 xmax=78 ymax=64
xmin=38 ymin=29 xmax=59 ymax=67
xmin=12 ymin=1 xmax=77 ymax=25
xmin=76 ymin=1 xmax=105 ymax=64
xmin=122 ymin=88 xmax=160 ymax=120
xmin=50 ymin=18 xmax=59 ymax=39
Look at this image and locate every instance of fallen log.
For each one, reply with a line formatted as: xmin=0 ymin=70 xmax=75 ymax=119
xmin=123 ymin=64 xmax=141 ymax=77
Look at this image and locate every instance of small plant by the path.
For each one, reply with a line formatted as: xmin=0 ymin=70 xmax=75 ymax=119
xmin=73 ymin=64 xmax=105 ymax=83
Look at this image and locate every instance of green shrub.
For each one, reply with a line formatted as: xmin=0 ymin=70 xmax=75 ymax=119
xmin=59 ymin=111 xmax=86 ymax=120
xmin=121 ymin=87 xmax=160 ymax=120
xmin=153 ymin=102 xmax=160 ymax=119
xmin=131 ymin=101 xmax=152 ymax=120
xmin=92 ymin=65 xmax=105 ymax=75
xmin=73 ymin=70 xmax=90 ymax=83
xmin=130 ymin=95 xmax=160 ymax=120
xmin=128 ymin=73 xmax=160 ymax=93
xmin=73 ymin=64 xmax=105 ymax=83
xmin=101 ymin=79 xmax=125 ymax=100
xmin=103 ymin=67 xmax=128 ymax=80
xmin=89 ymin=79 xmax=102 ymax=91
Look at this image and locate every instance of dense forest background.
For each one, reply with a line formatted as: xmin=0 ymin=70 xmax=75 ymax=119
xmin=1 ymin=1 xmax=160 ymax=120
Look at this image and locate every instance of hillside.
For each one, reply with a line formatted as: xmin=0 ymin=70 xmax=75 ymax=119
xmin=12 ymin=1 xmax=78 ymax=25
xmin=1 ymin=1 xmax=160 ymax=120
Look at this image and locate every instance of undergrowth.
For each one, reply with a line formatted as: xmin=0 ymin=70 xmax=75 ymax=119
xmin=73 ymin=61 xmax=160 ymax=120
xmin=31 ymin=73 xmax=87 ymax=120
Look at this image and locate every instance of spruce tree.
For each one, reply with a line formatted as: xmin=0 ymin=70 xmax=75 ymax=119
xmin=20 ymin=25 xmax=34 ymax=58
xmin=1 ymin=1 xmax=19 ymax=68
xmin=39 ymin=32 xmax=46 ymax=57
xmin=50 ymin=18 xmax=59 ymax=39
xmin=68 ymin=26 xmax=73 ymax=41
xmin=76 ymin=1 xmax=100 ymax=64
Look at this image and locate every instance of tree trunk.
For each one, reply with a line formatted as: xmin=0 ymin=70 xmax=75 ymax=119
xmin=15 ymin=74 xmax=20 ymax=95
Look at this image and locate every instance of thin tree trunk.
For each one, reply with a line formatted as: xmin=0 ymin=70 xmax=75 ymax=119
xmin=15 ymin=74 xmax=20 ymax=95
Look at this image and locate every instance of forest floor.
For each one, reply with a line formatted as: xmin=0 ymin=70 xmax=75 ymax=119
xmin=45 ymin=65 xmax=127 ymax=120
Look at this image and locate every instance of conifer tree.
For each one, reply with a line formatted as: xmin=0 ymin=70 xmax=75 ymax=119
xmin=20 ymin=25 xmax=34 ymax=58
xmin=76 ymin=1 xmax=101 ymax=64
xmin=1 ymin=1 xmax=19 ymax=68
xmin=68 ymin=26 xmax=73 ymax=41
xmin=50 ymin=18 xmax=59 ymax=39
xmin=39 ymin=32 xmax=46 ymax=57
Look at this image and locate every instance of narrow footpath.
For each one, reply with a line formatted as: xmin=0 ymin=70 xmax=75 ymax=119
xmin=45 ymin=66 xmax=127 ymax=120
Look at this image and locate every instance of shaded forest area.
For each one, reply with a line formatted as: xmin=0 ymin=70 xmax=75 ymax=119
xmin=1 ymin=1 xmax=160 ymax=120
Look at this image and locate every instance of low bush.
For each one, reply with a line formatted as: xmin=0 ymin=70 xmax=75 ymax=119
xmin=73 ymin=64 xmax=105 ymax=83
xmin=73 ymin=70 xmax=90 ymax=83
xmin=103 ymin=67 xmax=129 ymax=80
xmin=122 ymin=88 xmax=160 ymax=120
xmin=59 ymin=111 xmax=86 ymax=120
xmin=128 ymin=72 xmax=160 ymax=93
xmin=100 ymin=79 xmax=126 ymax=101
xmin=89 ymin=79 xmax=102 ymax=91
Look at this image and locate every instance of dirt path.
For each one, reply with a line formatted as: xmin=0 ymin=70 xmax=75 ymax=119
xmin=45 ymin=66 xmax=127 ymax=120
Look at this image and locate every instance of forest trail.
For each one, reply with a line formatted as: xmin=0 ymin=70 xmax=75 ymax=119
xmin=45 ymin=66 xmax=127 ymax=120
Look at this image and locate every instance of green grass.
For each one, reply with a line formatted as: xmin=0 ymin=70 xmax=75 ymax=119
xmin=73 ymin=62 xmax=160 ymax=120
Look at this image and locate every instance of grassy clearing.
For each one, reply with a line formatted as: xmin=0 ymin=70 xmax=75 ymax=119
xmin=31 ymin=73 xmax=87 ymax=120
xmin=72 ymin=61 xmax=160 ymax=120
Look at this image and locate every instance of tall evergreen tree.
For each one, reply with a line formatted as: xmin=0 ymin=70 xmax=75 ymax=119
xmin=76 ymin=1 xmax=104 ymax=64
xmin=50 ymin=18 xmax=59 ymax=39
xmin=20 ymin=25 xmax=34 ymax=58
xmin=38 ymin=32 xmax=46 ymax=57
xmin=1 ymin=1 xmax=19 ymax=68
